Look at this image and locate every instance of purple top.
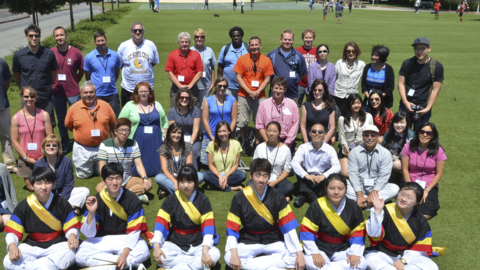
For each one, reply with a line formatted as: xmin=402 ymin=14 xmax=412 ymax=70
xmin=401 ymin=142 xmax=447 ymax=187
xmin=307 ymin=61 xmax=336 ymax=95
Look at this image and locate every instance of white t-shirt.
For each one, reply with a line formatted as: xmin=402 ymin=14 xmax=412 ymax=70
xmin=241 ymin=0 xmax=244 ymax=5
xmin=253 ymin=143 xmax=292 ymax=182
xmin=118 ymin=39 xmax=160 ymax=92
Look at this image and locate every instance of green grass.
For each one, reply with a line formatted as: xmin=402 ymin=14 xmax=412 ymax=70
xmin=2 ymin=4 xmax=480 ymax=269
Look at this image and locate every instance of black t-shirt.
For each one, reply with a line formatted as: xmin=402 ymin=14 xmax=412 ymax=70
xmin=399 ymin=58 xmax=444 ymax=108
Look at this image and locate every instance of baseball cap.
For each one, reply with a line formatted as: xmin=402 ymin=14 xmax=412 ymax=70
xmin=412 ymin=37 xmax=431 ymax=47
xmin=363 ymin=125 xmax=380 ymax=133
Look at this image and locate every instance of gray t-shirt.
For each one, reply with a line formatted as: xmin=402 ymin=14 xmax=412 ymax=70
xmin=190 ymin=45 xmax=217 ymax=91
xmin=168 ymin=106 xmax=201 ymax=141
xmin=0 ymin=58 xmax=12 ymax=110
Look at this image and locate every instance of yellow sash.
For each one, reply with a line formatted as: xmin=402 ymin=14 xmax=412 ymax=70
xmin=175 ymin=190 xmax=201 ymax=225
xmin=26 ymin=194 xmax=62 ymax=231
xmin=100 ymin=189 xmax=128 ymax=221
xmin=318 ymin=196 xmax=351 ymax=236
xmin=243 ymin=186 xmax=275 ymax=226
xmin=386 ymin=203 xmax=416 ymax=245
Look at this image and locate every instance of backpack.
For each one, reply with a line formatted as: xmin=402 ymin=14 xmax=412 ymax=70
xmin=404 ymin=56 xmax=437 ymax=102
xmin=241 ymin=129 xmax=256 ymax=157
xmin=222 ymin=42 xmax=250 ymax=60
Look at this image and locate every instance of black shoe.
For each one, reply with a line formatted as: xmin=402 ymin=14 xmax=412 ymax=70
xmin=294 ymin=195 xmax=306 ymax=208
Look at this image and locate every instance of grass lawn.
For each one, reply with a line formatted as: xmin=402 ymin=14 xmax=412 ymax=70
xmin=2 ymin=3 xmax=479 ymax=269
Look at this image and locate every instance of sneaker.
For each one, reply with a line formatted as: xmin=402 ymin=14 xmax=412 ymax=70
xmin=138 ymin=194 xmax=149 ymax=204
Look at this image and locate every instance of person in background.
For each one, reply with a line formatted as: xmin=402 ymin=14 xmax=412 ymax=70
xmin=329 ymin=0 xmax=334 ymax=12
xmin=367 ymin=90 xmax=394 ymax=144
xmin=414 ymin=0 xmax=420 ymax=13
xmin=401 ymin=122 xmax=446 ymax=219
xmin=348 ymin=0 xmax=353 ymax=14
xmin=119 ymin=82 xmax=169 ymax=177
xmin=296 ymin=28 xmax=318 ymax=107
xmin=204 ymin=0 xmax=209 ymax=10
xmin=459 ymin=2 xmax=465 ymax=22
xmin=434 ymin=0 xmax=441 ymax=19
xmin=0 ymin=163 xmax=17 ymax=230
xmin=11 ymin=86 xmax=53 ymax=191
xmin=308 ymin=0 xmax=314 ymax=12
xmin=337 ymin=1 xmax=344 ymax=24
xmin=0 ymin=57 xmax=16 ymax=173
xmin=34 ymin=134 xmax=89 ymax=215
xmin=323 ymin=4 xmax=328 ymax=21
xmin=382 ymin=111 xmax=414 ymax=176
xmin=308 ymin=44 xmax=336 ymax=106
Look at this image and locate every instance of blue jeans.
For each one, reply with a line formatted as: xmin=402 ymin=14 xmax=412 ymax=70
xmin=202 ymin=170 xmax=246 ymax=192
xmin=246 ymin=179 xmax=294 ymax=197
xmin=155 ymin=172 xmax=205 ymax=194
xmin=399 ymin=103 xmax=432 ymax=131
xmin=54 ymin=95 xmax=81 ymax=151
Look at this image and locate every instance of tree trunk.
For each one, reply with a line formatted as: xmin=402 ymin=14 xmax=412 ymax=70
xmin=31 ymin=1 xmax=36 ymax=25
xmin=89 ymin=1 xmax=93 ymax=21
xmin=102 ymin=0 xmax=105 ymax=13
xmin=111 ymin=0 xmax=114 ymax=11
xmin=69 ymin=2 xmax=75 ymax=32
xmin=117 ymin=0 xmax=119 ymax=8
xmin=36 ymin=11 xmax=39 ymax=26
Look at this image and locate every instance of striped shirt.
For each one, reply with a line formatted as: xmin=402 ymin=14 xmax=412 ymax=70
xmin=366 ymin=66 xmax=386 ymax=90
xmin=97 ymin=138 xmax=141 ymax=185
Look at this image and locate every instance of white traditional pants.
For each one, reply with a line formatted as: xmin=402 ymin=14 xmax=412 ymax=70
xmin=346 ymin=182 xmax=399 ymax=203
xmin=157 ymin=241 xmax=221 ymax=270
xmin=75 ymin=235 xmax=149 ymax=270
xmin=72 ymin=141 xmax=99 ymax=179
xmin=365 ymin=250 xmax=438 ymax=270
xmin=3 ymin=242 xmax=75 ymax=270
xmin=68 ymin=187 xmax=90 ymax=208
xmin=305 ymin=250 xmax=367 ymax=270
xmin=224 ymin=241 xmax=297 ymax=270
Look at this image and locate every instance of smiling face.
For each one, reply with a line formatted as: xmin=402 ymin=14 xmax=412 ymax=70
xmin=418 ymin=125 xmax=434 ymax=145
xmin=178 ymin=178 xmax=195 ymax=197
xmin=280 ymin=33 xmax=294 ymax=51
xmin=44 ymin=141 xmax=59 ymax=156
xmin=393 ymin=118 xmax=407 ymax=134
xmin=94 ymin=35 xmax=107 ymax=51
xmin=302 ymin=32 xmax=314 ymax=48
xmin=309 ymin=124 xmax=325 ymax=143
xmin=369 ymin=93 xmax=381 ymax=109
xmin=53 ymin=28 xmax=67 ymax=47
xmin=326 ymin=179 xmax=346 ymax=205
xmin=346 ymin=45 xmax=357 ymax=60
xmin=194 ymin=33 xmax=205 ymax=47
xmin=26 ymin=30 xmax=40 ymax=48
xmin=396 ymin=189 xmax=418 ymax=210
xmin=249 ymin=38 xmax=262 ymax=56
xmin=272 ymin=84 xmax=286 ymax=100
xmin=33 ymin=179 xmax=55 ymax=201
xmin=312 ymin=83 xmax=324 ymax=100
xmin=266 ymin=124 xmax=280 ymax=143
xmin=251 ymin=170 xmax=269 ymax=192
xmin=350 ymin=98 xmax=362 ymax=113
xmin=371 ymin=52 xmax=380 ymax=64
xmin=170 ymin=128 xmax=183 ymax=143
xmin=178 ymin=38 xmax=190 ymax=52
xmin=81 ymin=85 xmax=96 ymax=106
xmin=137 ymin=86 xmax=150 ymax=103
xmin=216 ymin=81 xmax=228 ymax=95
xmin=104 ymin=174 xmax=123 ymax=195
xmin=317 ymin=46 xmax=329 ymax=61
xmin=131 ymin=24 xmax=144 ymax=42
xmin=179 ymin=92 xmax=190 ymax=108
xmin=22 ymin=89 xmax=37 ymax=107
xmin=362 ymin=132 xmax=378 ymax=148
xmin=217 ymin=125 xmax=230 ymax=142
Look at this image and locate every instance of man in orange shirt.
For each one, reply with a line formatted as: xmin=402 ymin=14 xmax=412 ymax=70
xmin=65 ymin=81 xmax=116 ymax=178
xmin=233 ymin=36 xmax=274 ymax=144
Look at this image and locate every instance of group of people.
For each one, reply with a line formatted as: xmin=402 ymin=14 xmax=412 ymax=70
xmin=0 ymin=22 xmax=447 ymax=270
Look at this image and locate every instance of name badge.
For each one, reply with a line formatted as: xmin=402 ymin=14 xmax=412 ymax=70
xmin=102 ymin=76 xmax=111 ymax=83
xmin=220 ymin=172 xmax=226 ymax=177
xmin=27 ymin=143 xmax=37 ymax=151
xmin=178 ymin=75 xmax=185 ymax=82
xmin=0 ymin=200 xmax=7 ymax=209
xmin=407 ymin=89 xmax=415 ymax=96
xmin=415 ymin=179 xmax=427 ymax=189
xmin=364 ymin=178 xmax=375 ymax=187
xmin=58 ymin=74 xmax=66 ymax=81
xmin=283 ymin=108 xmax=292 ymax=115
xmin=251 ymin=80 xmax=260 ymax=87
xmin=91 ymin=129 xmax=101 ymax=137
xmin=289 ymin=71 xmax=296 ymax=78
xmin=144 ymin=126 xmax=153 ymax=134
xmin=202 ymin=71 xmax=206 ymax=78
xmin=184 ymin=134 xmax=192 ymax=142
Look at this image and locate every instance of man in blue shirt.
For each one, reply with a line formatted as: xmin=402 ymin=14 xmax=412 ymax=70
xmin=84 ymin=32 xmax=122 ymax=117
xmin=266 ymin=30 xmax=307 ymax=104
xmin=217 ymin=26 xmax=249 ymax=98
xmin=337 ymin=1 xmax=344 ymax=24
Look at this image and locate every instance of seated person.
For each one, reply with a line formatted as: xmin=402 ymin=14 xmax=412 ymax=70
xmin=0 ymin=163 xmax=17 ymax=230
xmin=96 ymin=118 xmax=152 ymax=204
xmin=203 ymin=121 xmax=246 ymax=192
xmin=152 ymin=165 xmax=220 ymax=269
xmin=292 ymin=123 xmax=340 ymax=208
xmin=382 ymin=111 xmax=413 ymax=175
xmin=365 ymin=183 xmax=439 ymax=270
xmin=155 ymin=122 xmax=204 ymax=198
xmin=224 ymin=158 xmax=306 ymax=270
xmin=34 ymin=134 xmax=90 ymax=215
xmin=3 ymin=168 xmax=80 ymax=270
xmin=347 ymin=125 xmax=399 ymax=208
xmin=300 ymin=174 xmax=366 ymax=270
xmin=366 ymin=90 xmax=394 ymax=144
xmin=75 ymin=163 xmax=150 ymax=270
xmin=251 ymin=121 xmax=294 ymax=201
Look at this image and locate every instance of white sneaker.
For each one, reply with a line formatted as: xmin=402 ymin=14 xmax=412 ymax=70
xmin=138 ymin=194 xmax=149 ymax=204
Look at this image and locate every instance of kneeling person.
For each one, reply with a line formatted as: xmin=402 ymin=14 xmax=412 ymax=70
xmin=4 ymin=168 xmax=80 ymax=270
xmin=152 ymin=164 xmax=221 ymax=269
xmin=75 ymin=163 xmax=150 ymax=269
xmin=225 ymin=158 xmax=306 ymax=270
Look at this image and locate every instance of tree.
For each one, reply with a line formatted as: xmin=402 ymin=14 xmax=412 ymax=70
xmin=67 ymin=0 xmax=83 ymax=32
xmin=5 ymin=0 xmax=65 ymax=26
xmin=85 ymin=0 xmax=102 ymax=21
xmin=111 ymin=0 xmax=114 ymax=11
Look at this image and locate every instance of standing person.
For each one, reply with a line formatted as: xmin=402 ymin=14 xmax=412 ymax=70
xmin=335 ymin=0 xmax=339 ymax=17
xmin=154 ymin=0 xmax=159 ymax=12
xmin=204 ymin=0 xmax=209 ymax=9
xmin=414 ymin=0 xmax=420 ymax=13
xmin=308 ymin=0 xmax=314 ymax=12
xmin=234 ymin=36 xmax=274 ymax=145
xmin=362 ymin=45 xmax=395 ymax=109
xmin=337 ymin=1 xmax=344 ymax=24
xmin=329 ymin=0 xmax=334 ymax=12
xmin=117 ymin=22 xmax=160 ymax=107
xmin=348 ymin=0 xmax=353 ymax=13
xmin=251 ymin=0 xmax=255 ymax=9
xmin=51 ymin=26 xmax=84 ymax=153
xmin=459 ymin=2 xmax=465 ymax=22
xmin=0 ymin=57 xmax=16 ymax=173
xmin=84 ymin=32 xmax=122 ymax=117
xmin=217 ymin=26 xmax=249 ymax=98
xmin=119 ymin=82 xmax=168 ymax=177
xmin=166 ymin=32 xmax=204 ymax=108
xmin=401 ymin=122 xmax=446 ymax=219
xmin=398 ymin=37 xmax=444 ymax=130
xmin=233 ymin=0 xmax=237 ymax=11
xmin=267 ymin=30 xmax=308 ymax=104
xmin=323 ymin=4 xmax=328 ymax=21
xmin=11 ymin=86 xmax=53 ymax=191
xmin=308 ymin=44 xmax=336 ymax=97
xmin=241 ymin=0 xmax=244 ymax=13
xmin=367 ymin=90 xmax=394 ymax=144
xmin=65 ymin=81 xmax=116 ymax=179
xmin=434 ymin=0 xmax=441 ymax=19
xmin=296 ymin=28 xmax=318 ymax=107
xmin=12 ymin=24 xmax=58 ymax=128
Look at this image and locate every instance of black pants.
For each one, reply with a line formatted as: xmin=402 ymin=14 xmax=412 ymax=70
xmin=121 ymin=88 xmax=133 ymax=107
xmin=97 ymin=93 xmax=121 ymax=118
xmin=297 ymin=169 xmax=325 ymax=200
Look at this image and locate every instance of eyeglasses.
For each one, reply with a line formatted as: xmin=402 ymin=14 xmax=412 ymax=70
xmin=28 ymin=34 xmax=40 ymax=38
xmin=45 ymin=144 xmax=58 ymax=148
xmin=313 ymin=89 xmax=324 ymax=93
xmin=363 ymin=133 xmax=378 ymax=138
xmin=317 ymin=50 xmax=329 ymax=54
xmin=311 ymin=130 xmax=324 ymax=134
xmin=398 ymin=191 xmax=415 ymax=202
xmin=116 ymin=129 xmax=131 ymax=134
xmin=179 ymin=96 xmax=190 ymax=101
xmin=370 ymin=98 xmax=380 ymax=102
xmin=23 ymin=95 xmax=36 ymax=99
xmin=346 ymin=50 xmax=356 ymax=54
xmin=132 ymin=29 xmax=143 ymax=33
xmin=194 ymin=35 xmax=205 ymax=39
xmin=217 ymin=85 xmax=228 ymax=89
xmin=419 ymin=130 xmax=433 ymax=136
xmin=106 ymin=176 xmax=123 ymax=181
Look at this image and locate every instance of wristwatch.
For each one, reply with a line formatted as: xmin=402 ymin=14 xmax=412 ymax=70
xmin=425 ymin=187 xmax=430 ymax=191
xmin=23 ymin=156 xmax=28 ymax=162
xmin=142 ymin=176 xmax=149 ymax=181
xmin=400 ymin=258 xmax=408 ymax=265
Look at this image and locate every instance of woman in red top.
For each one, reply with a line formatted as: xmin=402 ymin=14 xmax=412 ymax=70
xmin=367 ymin=90 xmax=393 ymax=144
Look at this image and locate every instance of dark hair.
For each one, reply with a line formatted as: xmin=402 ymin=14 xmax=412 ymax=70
xmin=399 ymin=182 xmax=424 ymax=204
xmin=384 ymin=111 xmax=410 ymax=152
xmin=409 ymin=122 xmax=441 ymax=156
xmin=94 ymin=32 xmax=107 ymax=42
xmin=250 ymin=158 xmax=272 ymax=175
xmin=341 ymin=94 xmax=366 ymax=126
xmin=342 ymin=41 xmax=361 ymax=61
xmin=164 ymin=122 xmax=186 ymax=159
xmin=53 ymin=26 xmax=66 ymax=35
xmin=367 ymin=90 xmax=387 ymax=124
xmin=266 ymin=121 xmax=282 ymax=141
xmin=175 ymin=88 xmax=194 ymax=110
xmin=177 ymin=164 xmax=199 ymax=190
xmin=24 ymin=24 xmax=41 ymax=36
xmin=371 ymin=45 xmax=390 ymax=63
xmin=131 ymin=82 xmax=155 ymax=104
xmin=114 ymin=118 xmax=132 ymax=130
xmin=316 ymin=44 xmax=330 ymax=54
xmin=101 ymin=162 xmax=124 ymax=180
xmin=271 ymin=76 xmax=287 ymax=89
xmin=214 ymin=121 xmax=234 ymax=150
xmin=212 ymin=77 xmax=229 ymax=96
xmin=307 ymin=79 xmax=334 ymax=110
xmin=229 ymin=26 xmax=244 ymax=38
xmin=324 ymin=173 xmax=347 ymax=193
xmin=29 ymin=167 xmax=56 ymax=185
xmin=249 ymin=36 xmax=261 ymax=45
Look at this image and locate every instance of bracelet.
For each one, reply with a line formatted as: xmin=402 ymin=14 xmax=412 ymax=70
xmin=23 ymin=156 xmax=28 ymax=162
xmin=142 ymin=176 xmax=149 ymax=181
xmin=425 ymin=187 xmax=430 ymax=191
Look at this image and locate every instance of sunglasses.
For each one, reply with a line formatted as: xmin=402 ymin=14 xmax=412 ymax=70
xmin=45 ymin=144 xmax=58 ymax=148
xmin=317 ymin=50 xmax=329 ymax=54
xmin=23 ymin=95 xmax=35 ymax=99
xmin=363 ymin=133 xmax=378 ymax=138
xmin=132 ymin=29 xmax=143 ymax=33
xmin=195 ymin=35 xmax=205 ymax=39
xmin=28 ymin=34 xmax=40 ymax=38
xmin=313 ymin=89 xmax=324 ymax=93
xmin=311 ymin=129 xmax=324 ymax=134
xmin=419 ymin=130 xmax=433 ymax=136
xmin=370 ymin=98 xmax=380 ymax=102
xmin=180 ymin=96 xmax=190 ymax=101
xmin=346 ymin=50 xmax=357 ymax=54
xmin=217 ymin=85 xmax=228 ymax=89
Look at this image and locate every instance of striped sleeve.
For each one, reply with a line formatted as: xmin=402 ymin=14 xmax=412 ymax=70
xmin=299 ymin=203 xmax=320 ymax=242
xmin=411 ymin=230 xmax=433 ymax=253
xmin=4 ymin=214 xmax=25 ymax=241
xmin=96 ymin=143 xmax=108 ymax=161
xmin=127 ymin=209 xmax=148 ymax=234
xmin=277 ymin=204 xmax=298 ymax=234
xmin=154 ymin=209 xmax=171 ymax=240
xmin=226 ymin=197 xmax=242 ymax=241
xmin=62 ymin=210 xmax=81 ymax=233
xmin=132 ymin=140 xmax=141 ymax=159
xmin=347 ymin=221 xmax=366 ymax=246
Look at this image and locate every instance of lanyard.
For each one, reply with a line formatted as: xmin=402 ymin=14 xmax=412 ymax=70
xmin=139 ymin=104 xmax=152 ymax=124
xmin=113 ymin=140 xmax=129 ymax=167
xmin=86 ymin=109 xmax=97 ymax=129
xmin=181 ymin=52 xmax=189 ymax=75
xmin=215 ymin=95 xmax=225 ymax=120
xmin=265 ymin=142 xmax=280 ymax=167
xmin=281 ymin=50 xmax=295 ymax=71
xmin=416 ymin=149 xmax=429 ymax=180
xmin=251 ymin=57 xmax=258 ymax=79
xmin=57 ymin=46 xmax=69 ymax=73
xmin=220 ymin=141 xmax=230 ymax=171
xmin=172 ymin=148 xmax=181 ymax=173
xmin=99 ymin=54 xmax=109 ymax=74
xmin=365 ymin=151 xmax=375 ymax=176
xmin=22 ymin=108 xmax=37 ymax=142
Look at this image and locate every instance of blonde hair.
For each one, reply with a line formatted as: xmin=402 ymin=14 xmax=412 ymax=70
xmin=193 ymin=28 xmax=206 ymax=38
xmin=41 ymin=134 xmax=62 ymax=158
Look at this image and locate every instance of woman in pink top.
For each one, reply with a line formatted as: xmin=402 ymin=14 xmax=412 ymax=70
xmin=11 ymin=86 xmax=52 ymax=191
xmin=401 ymin=122 xmax=446 ymax=219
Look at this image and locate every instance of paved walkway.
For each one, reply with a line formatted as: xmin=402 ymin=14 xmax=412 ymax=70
xmin=0 ymin=10 xmax=30 ymax=24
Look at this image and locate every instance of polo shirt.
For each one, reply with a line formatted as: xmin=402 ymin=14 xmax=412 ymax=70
xmin=12 ymin=46 xmax=59 ymax=102
xmin=165 ymin=49 xmax=203 ymax=86
xmin=51 ymin=46 xmax=84 ymax=98
xmin=0 ymin=58 xmax=12 ymax=110
xmin=84 ymin=48 xmax=122 ymax=97
xmin=64 ymin=98 xmax=116 ymax=146
xmin=233 ymin=53 xmax=274 ymax=98
xmin=97 ymin=138 xmax=141 ymax=185
xmin=217 ymin=42 xmax=249 ymax=89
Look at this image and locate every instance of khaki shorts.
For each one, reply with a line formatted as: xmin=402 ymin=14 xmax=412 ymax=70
xmin=337 ymin=12 xmax=343 ymax=18
xmin=17 ymin=158 xmax=34 ymax=178
xmin=237 ymin=96 xmax=265 ymax=128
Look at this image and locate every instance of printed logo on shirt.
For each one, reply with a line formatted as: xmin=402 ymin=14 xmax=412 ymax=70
xmin=303 ymin=53 xmax=316 ymax=69
xmin=128 ymin=51 xmax=151 ymax=75
xmin=244 ymin=66 xmax=265 ymax=74
xmin=67 ymin=58 xmax=72 ymax=65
